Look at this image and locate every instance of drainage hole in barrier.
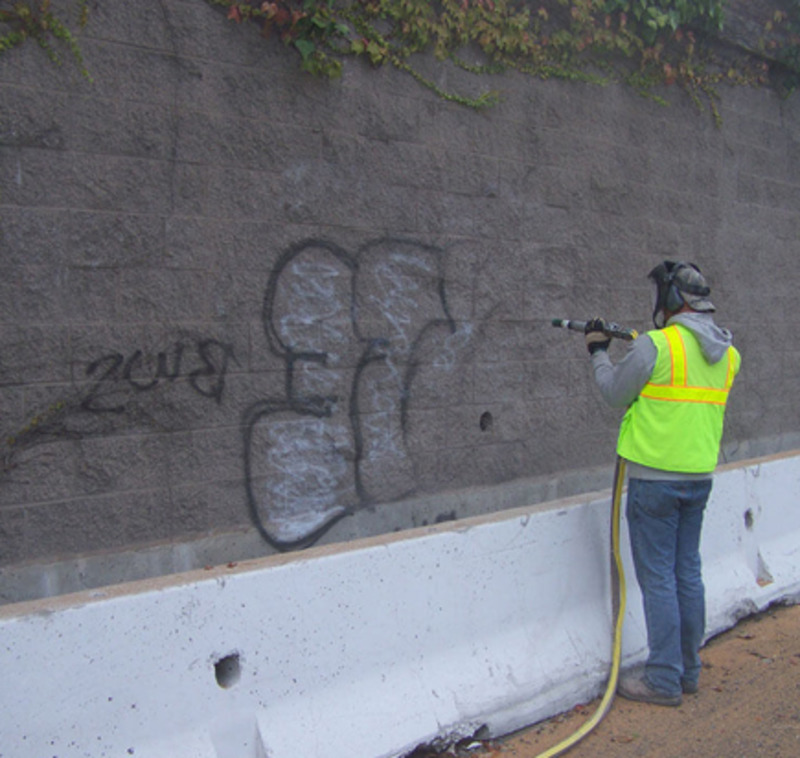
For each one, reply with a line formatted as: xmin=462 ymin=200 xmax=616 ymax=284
xmin=214 ymin=653 xmax=241 ymax=689
xmin=479 ymin=411 xmax=493 ymax=432
xmin=744 ymin=509 xmax=754 ymax=530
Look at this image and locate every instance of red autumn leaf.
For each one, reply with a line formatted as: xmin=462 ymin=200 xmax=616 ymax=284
xmin=227 ymin=5 xmax=242 ymax=23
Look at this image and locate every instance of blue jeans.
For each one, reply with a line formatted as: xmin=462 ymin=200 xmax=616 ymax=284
xmin=626 ymin=477 xmax=712 ymax=696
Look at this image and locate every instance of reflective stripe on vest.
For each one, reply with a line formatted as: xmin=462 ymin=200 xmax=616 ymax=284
xmin=639 ymin=326 xmax=737 ymax=406
xmin=616 ymin=324 xmax=740 ymax=473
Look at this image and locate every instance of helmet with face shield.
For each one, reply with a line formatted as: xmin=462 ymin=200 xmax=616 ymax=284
xmin=647 ymin=260 xmax=715 ymax=328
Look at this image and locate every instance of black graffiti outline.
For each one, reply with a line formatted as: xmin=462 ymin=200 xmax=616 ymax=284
xmin=243 ymin=236 xmax=457 ymax=550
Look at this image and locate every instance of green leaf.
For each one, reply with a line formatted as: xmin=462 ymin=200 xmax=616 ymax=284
xmin=668 ymin=9 xmax=679 ymax=30
xmin=295 ymin=38 xmax=315 ymax=59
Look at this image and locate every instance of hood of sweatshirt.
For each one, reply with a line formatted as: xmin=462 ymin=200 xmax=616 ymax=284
xmin=669 ymin=312 xmax=734 ymax=364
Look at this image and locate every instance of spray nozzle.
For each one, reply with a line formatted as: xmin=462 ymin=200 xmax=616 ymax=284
xmin=551 ymin=318 xmax=638 ymax=341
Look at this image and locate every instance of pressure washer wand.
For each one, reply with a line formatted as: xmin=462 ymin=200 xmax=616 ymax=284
xmin=551 ymin=318 xmax=638 ymax=341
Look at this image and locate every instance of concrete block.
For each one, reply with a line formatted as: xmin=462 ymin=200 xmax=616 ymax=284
xmin=165 ymin=426 xmax=242 ymax=486
xmin=342 ymin=182 xmax=420 ymax=232
xmin=21 ymin=489 xmax=155 ymax=559
xmin=3 ymin=147 xmax=173 ymax=213
xmin=416 ymin=191 xmax=476 ymax=237
xmin=118 ymin=268 xmax=211 ymax=322
xmin=72 ymin=98 xmax=177 ymax=160
xmin=181 ymin=478 xmax=250 ymax=533
xmin=0 ymin=506 xmax=26 ymax=564
xmin=162 ymin=0 xmax=279 ymax=65
xmin=175 ymin=111 xmax=279 ymax=171
xmin=85 ymin=1 xmax=174 ymax=49
xmin=0 ymin=85 xmax=68 ymax=150
xmin=59 ymin=266 xmax=122 ymax=325
xmin=474 ymin=362 xmax=527 ymax=403
xmin=81 ymin=41 xmax=185 ymax=103
xmin=1 ymin=210 xmax=164 ymax=269
xmin=70 ymin=433 xmax=172 ymax=496
xmin=403 ymin=406 xmax=455 ymax=452
xmin=0 ymin=325 xmax=71 ymax=386
xmin=0 ymin=439 xmax=76 ymax=509
xmin=173 ymin=57 xmax=288 ymax=121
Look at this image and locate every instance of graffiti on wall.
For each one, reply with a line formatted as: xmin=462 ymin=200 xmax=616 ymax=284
xmin=82 ymin=338 xmax=236 ymax=413
xmin=243 ymin=237 xmax=476 ymax=548
xmin=1 ymin=236 xmax=480 ymax=551
xmin=1 ymin=336 xmax=236 ymax=477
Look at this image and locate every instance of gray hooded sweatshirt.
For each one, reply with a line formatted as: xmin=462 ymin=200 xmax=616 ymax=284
xmin=590 ymin=311 xmax=735 ymax=480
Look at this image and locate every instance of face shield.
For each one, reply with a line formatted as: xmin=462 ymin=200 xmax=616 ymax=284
xmin=648 ymin=261 xmax=674 ymax=329
xmin=651 ymin=281 xmax=666 ymax=328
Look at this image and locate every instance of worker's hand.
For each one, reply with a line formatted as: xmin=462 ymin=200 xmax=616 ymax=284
xmin=584 ymin=318 xmax=611 ymax=355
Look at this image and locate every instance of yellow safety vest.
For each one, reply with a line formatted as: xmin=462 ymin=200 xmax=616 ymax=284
xmin=617 ymin=324 xmax=741 ymax=473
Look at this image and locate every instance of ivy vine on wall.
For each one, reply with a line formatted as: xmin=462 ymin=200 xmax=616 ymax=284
xmin=0 ymin=0 xmax=90 ymax=78
xmin=1 ymin=1 xmax=798 ymax=116
xmin=207 ymin=0 xmax=800 ymax=120
xmin=763 ymin=3 xmax=800 ymax=95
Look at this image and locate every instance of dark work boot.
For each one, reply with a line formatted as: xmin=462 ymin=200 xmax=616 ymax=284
xmin=618 ymin=673 xmax=682 ymax=707
xmin=681 ymin=678 xmax=699 ymax=695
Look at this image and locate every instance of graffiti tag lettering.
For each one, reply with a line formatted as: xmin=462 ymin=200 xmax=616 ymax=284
xmin=82 ymin=339 xmax=236 ymax=413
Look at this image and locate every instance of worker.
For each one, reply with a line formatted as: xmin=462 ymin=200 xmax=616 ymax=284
xmin=584 ymin=261 xmax=741 ymax=707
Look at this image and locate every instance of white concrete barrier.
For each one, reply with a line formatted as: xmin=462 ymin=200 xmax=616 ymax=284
xmin=1 ymin=451 xmax=798 ymax=758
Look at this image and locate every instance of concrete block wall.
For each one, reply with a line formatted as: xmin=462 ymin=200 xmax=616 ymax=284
xmin=1 ymin=0 xmax=799 ymax=596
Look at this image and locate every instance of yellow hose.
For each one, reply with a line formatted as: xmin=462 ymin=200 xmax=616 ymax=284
xmin=533 ymin=457 xmax=627 ymax=758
